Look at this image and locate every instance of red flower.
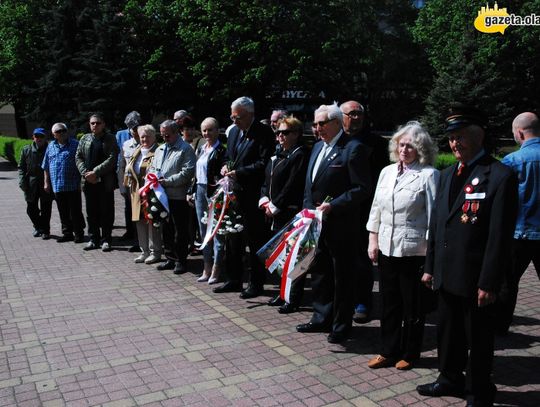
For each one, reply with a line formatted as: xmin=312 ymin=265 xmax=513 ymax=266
xmin=464 ymin=184 xmax=474 ymax=194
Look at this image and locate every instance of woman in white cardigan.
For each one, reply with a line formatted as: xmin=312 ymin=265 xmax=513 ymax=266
xmin=366 ymin=121 xmax=439 ymax=371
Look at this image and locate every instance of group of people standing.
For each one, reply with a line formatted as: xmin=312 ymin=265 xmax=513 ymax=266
xmin=18 ymin=96 xmax=539 ymax=407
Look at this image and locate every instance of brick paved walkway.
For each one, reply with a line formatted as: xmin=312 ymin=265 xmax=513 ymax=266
xmin=0 ymin=158 xmax=539 ymax=407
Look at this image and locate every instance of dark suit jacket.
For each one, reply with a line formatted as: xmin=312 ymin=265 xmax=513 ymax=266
xmin=425 ymin=154 xmax=518 ymax=297
xmin=226 ymin=121 xmax=275 ymax=205
xmin=304 ymin=133 xmax=372 ymax=243
xmin=18 ymin=142 xmax=50 ymax=202
xmin=260 ymin=144 xmax=309 ymax=230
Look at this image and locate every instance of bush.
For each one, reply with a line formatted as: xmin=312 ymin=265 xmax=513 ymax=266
xmin=0 ymin=135 xmax=33 ymax=165
xmin=435 ymin=153 xmax=456 ymax=170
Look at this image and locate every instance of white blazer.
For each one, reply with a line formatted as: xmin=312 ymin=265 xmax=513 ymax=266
xmin=366 ymin=161 xmax=439 ymax=257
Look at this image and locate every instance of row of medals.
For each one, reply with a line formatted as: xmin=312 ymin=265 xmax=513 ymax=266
xmin=461 ymin=200 xmax=479 ymax=224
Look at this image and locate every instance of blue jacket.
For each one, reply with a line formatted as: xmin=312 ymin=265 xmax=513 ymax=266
xmin=501 ymin=138 xmax=540 ymax=240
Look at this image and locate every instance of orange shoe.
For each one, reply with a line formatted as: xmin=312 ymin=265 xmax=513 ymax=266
xmin=368 ymin=355 xmax=395 ymax=369
xmin=395 ymin=359 xmax=413 ymax=370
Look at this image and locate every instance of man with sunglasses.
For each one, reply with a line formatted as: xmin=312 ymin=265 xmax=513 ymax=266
xmin=76 ymin=113 xmax=119 ymax=252
xmin=340 ymin=100 xmax=389 ymax=324
xmin=18 ymin=128 xmax=53 ymax=239
xmin=297 ymin=103 xmax=372 ymax=343
xmin=213 ymin=96 xmax=275 ymax=299
xmin=43 ymin=123 xmax=85 ymax=243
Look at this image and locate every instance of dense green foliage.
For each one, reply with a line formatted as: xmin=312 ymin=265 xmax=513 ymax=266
xmin=0 ymin=1 xmax=537 ymax=138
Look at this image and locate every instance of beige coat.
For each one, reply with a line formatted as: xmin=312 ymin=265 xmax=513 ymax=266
xmin=125 ymin=145 xmax=157 ymax=221
xmin=366 ymin=161 xmax=439 ymax=257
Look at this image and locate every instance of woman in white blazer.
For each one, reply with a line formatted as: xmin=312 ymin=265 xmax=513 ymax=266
xmin=366 ymin=121 xmax=439 ymax=371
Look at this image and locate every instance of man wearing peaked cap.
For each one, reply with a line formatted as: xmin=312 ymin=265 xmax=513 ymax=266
xmin=18 ymin=128 xmax=53 ymax=239
xmin=417 ymin=103 xmax=518 ymax=406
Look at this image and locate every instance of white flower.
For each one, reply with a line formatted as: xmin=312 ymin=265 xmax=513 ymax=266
xmin=147 ymin=213 xmax=154 ymax=219
xmin=150 ymin=205 xmax=158 ymax=212
xmin=160 ymin=211 xmax=167 ymax=218
xmin=235 ymin=225 xmax=244 ymax=232
xmin=153 ymin=222 xmax=160 ymax=228
xmin=151 ymin=197 xmax=158 ymax=203
xmin=225 ymin=221 xmax=232 ymax=225
xmin=217 ymin=229 xmax=226 ymax=235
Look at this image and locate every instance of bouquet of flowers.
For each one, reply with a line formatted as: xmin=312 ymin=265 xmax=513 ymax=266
xmin=200 ymin=176 xmax=243 ymax=249
xmin=257 ymin=208 xmax=323 ymax=302
xmin=139 ymin=173 xmax=169 ymax=228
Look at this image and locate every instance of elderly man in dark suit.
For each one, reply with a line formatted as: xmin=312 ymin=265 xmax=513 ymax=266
xmin=296 ymin=103 xmax=372 ymax=344
xmin=340 ymin=100 xmax=389 ymax=323
xmin=417 ymin=105 xmax=518 ymax=407
xmin=213 ymin=96 xmax=275 ymax=299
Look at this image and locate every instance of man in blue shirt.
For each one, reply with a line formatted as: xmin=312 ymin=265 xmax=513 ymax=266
xmin=42 ymin=123 xmax=85 ymax=243
xmin=116 ymin=111 xmax=141 ymax=243
xmin=497 ymin=112 xmax=540 ymax=334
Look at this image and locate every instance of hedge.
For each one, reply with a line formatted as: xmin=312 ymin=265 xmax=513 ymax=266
xmin=0 ymin=135 xmax=33 ymax=165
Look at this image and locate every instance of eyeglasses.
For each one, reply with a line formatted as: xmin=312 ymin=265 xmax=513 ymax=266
xmin=313 ymin=118 xmax=334 ymax=128
xmin=53 ymin=129 xmax=67 ymax=134
xmin=33 ymin=134 xmax=46 ymax=138
xmin=230 ymin=115 xmax=242 ymax=121
xmin=343 ymin=110 xmax=363 ymax=119
xmin=275 ymin=129 xmax=294 ymax=136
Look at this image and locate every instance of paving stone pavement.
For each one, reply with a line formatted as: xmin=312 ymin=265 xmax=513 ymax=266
xmin=0 ymin=157 xmax=539 ymax=407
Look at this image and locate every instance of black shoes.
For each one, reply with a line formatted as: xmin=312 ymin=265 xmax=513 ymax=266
xmin=173 ymin=262 xmax=187 ymax=275
xmin=32 ymin=230 xmax=42 ymax=238
xmin=57 ymin=234 xmax=74 ymax=243
xmin=268 ymin=295 xmax=285 ymax=307
xmin=42 ymin=233 xmax=51 ymax=240
xmin=213 ymin=281 xmax=242 ymax=293
xmin=278 ymin=303 xmax=299 ymax=314
xmin=239 ymin=286 xmax=263 ymax=299
xmin=296 ymin=322 xmax=330 ymax=333
xmin=157 ymin=260 xmax=175 ymax=271
xmin=327 ymin=330 xmax=350 ymax=344
xmin=417 ymin=382 xmax=465 ymax=398
xmin=74 ymin=234 xmax=84 ymax=243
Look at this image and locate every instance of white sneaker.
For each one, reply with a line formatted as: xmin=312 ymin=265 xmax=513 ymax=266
xmin=134 ymin=254 xmax=148 ymax=263
xmin=101 ymin=242 xmax=111 ymax=252
xmin=144 ymin=254 xmax=161 ymax=264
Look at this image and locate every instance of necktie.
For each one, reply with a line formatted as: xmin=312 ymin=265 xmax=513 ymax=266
xmin=312 ymin=143 xmax=330 ymax=181
xmin=456 ymin=162 xmax=466 ymax=176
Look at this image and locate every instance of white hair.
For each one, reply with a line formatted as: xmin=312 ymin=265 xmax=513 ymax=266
xmin=231 ymin=96 xmax=255 ymax=113
xmin=314 ymin=102 xmax=343 ymax=125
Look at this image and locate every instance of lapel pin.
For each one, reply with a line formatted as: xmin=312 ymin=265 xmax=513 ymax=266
xmin=472 ymin=177 xmax=479 ymax=186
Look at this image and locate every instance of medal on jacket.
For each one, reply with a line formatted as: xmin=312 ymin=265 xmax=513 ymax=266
xmin=461 ymin=200 xmax=471 ymax=224
xmin=470 ymin=200 xmax=479 ymax=224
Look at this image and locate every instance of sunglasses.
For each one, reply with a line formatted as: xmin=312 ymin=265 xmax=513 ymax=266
xmin=54 ymin=129 xmax=67 ymax=134
xmin=275 ymin=129 xmax=294 ymax=136
xmin=313 ymin=118 xmax=335 ymax=128
xmin=343 ymin=110 xmax=363 ymax=119
xmin=230 ymin=115 xmax=243 ymax=121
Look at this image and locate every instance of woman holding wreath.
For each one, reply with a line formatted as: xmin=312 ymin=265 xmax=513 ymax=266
xmin=125 ymin=125 xmax=162 ymax=264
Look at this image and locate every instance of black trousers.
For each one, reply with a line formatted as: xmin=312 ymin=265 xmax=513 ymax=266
xmin=163 ymin=199 xmax=189 ymax=264
xmin=309 ymin=229 xmax=356 ymax=334
xmin=437 ymin=288 xmax=496 ymax=402
xmin=55 ymin=190 xmax=85 ymax=237
xmin=225 ymin=204 xmax=269 ymax=290
xmin=123 ymin=192 xmax=135 ymax=236
xmin=26 ymin=193 xmax=52 ymax=234
xmin=355 ymin=228 xmax=374 ymax=311
xmin=378 ymin=254 xmax=425 ymax=360
xmin=83 ymin=183 xmax=115 ymax=244
xmin=497 ymin=238 xmax=540 ymax=331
